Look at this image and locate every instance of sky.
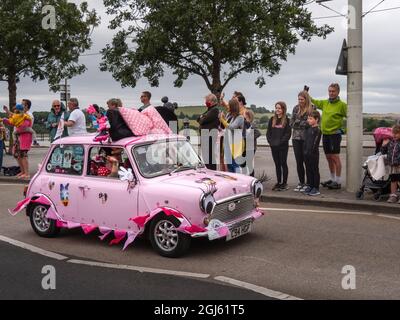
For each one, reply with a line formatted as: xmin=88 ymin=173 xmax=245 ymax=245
xmin=1 ymin=0 xmax=399 ymax=114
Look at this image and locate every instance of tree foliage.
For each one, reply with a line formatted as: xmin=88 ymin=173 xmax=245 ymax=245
xmin=0 ymin=0 xmax=99 ymax=107
xmin=101 ymin=0 xmax=333 ymax=94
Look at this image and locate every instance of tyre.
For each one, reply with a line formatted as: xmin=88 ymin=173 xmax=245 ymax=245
xmin=29 ymin=204 xmax=60 ymax=238
xmin=149 ymin=214 xmax=191 ymax=258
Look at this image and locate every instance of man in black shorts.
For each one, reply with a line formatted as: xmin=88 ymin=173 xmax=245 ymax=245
xmin=311 ymin=83 xmax=348 ymax=190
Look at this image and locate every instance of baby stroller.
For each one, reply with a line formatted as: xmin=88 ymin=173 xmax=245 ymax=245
xmin=356 ymin=128 xmax=393 ymax=201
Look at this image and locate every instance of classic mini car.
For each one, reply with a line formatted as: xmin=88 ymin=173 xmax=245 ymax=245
xmin=11 ymin=134 xmax=264 ymax=257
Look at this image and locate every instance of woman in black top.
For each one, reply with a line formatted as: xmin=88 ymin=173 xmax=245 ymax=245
xmin=267 ymin=102 xmax=292 ymax=191
xmin=290 ymin=91 xmax=316 ymax=192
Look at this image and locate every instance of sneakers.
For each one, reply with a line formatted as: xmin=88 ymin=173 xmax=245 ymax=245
xmin=327 ymin=181 xmax=341 ymax=190
xmin=303 ymin=186 xmax=313 ymax=195
xmin=278 ymin=183 xmax=289 ymax=191
xmin=272 ymin=183 xmax=281 ymax=191
xmin=308 ymin=188 xmax=321 ymax=196
xmin=294 ymin=184 xmax=305 ymax=192
xmin=387 ymin=194 xmax=399 ymax=204
xmin=321 ymin=180 xmax=333 ymax=188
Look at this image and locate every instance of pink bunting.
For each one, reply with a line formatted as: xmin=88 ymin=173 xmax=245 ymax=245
xmin=82 ymin=225 xmax=98 ymax=235
xmin=109 ymin=231 xmax=127 ymax=246
xmin=163 ymin=207 xmax=184 ymax=219
xmin=67 ymin=222 xmax=82 ymax=229
xmin=46 ymin=208 xmax=60 ymax=220
xmin=123 ymin=231 xmax=140 ymax=251
xmin=184 ymin=225 xmax=207 ymax=234
xmin=10 ymin=197 xmax=31 ymax=215
xmin=130 ymin=214 xmax=150 ymax=229
xmin=31 ymin=196 xmax=52 ymax=206
xmin=99 ymin=231 xmax=112 ymax=241
xmin=56 ymin=221 xmax=68 ymax=228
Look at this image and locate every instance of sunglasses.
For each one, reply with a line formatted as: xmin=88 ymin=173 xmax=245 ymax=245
xmin=53 ymin=105 xmax=61 ymax=107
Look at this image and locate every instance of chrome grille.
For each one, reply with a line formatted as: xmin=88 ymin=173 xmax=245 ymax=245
xmin=211 ymin=194 xmax=255 ymax=223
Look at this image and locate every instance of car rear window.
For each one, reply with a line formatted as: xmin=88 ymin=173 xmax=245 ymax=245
xmin=46 ymin=145 xmax=85 ymax=176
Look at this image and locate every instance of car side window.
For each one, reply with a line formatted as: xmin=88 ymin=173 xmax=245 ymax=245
xmin=46 ymin=145 xmax=85 ymax=176
xmin=87 ymin=146 xmax=133 ymax=178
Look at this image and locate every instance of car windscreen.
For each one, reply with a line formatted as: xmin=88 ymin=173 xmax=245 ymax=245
xmin=132 ymin=140 xmax=203 ymax=178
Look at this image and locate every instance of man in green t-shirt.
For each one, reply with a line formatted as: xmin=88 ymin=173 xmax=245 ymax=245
xmin=310 ymin=83 xmax=347 ymax=190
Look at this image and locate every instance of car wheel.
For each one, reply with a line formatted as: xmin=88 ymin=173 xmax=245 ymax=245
xmin=29 ymin=204 xmax=60 ymax=238
xmin=149 ymin=214 xmax=191 ymax=258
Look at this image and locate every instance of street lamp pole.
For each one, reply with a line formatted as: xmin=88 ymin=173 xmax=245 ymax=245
xmin=346 ymin=0 xmax=363 ymax=192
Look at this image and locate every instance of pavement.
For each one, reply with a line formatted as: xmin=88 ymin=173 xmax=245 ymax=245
xmin=1 ymin=143 xmax=398 ymax=215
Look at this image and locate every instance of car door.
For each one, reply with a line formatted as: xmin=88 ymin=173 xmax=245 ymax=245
xmin=42 ymin=144 xmax=85 ymax=223
xmin=77 ymin=146 xmax=139 ymax=231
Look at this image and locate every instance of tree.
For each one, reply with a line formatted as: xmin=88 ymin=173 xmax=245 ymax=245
xmin=0 ymin=1 xmax=99 ymax=109
xmin=101 ymin=0 xmax=333 ymax=95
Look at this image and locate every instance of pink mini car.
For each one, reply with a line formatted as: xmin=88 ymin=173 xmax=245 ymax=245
xmin=12 ymin=134 xmax=264 ymax=257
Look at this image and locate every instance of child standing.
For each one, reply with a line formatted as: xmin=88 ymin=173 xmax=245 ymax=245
xmin=267 ymin=102 xmax=292 ymax=191
xmin=382 ymin=125 xmax=400 ymax=204
xmin=303 ymin=111 xmax=322 ymax=196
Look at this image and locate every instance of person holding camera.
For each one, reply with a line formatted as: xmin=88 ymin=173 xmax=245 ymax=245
xmin=290 ymin=90 xmax=316 ymax=192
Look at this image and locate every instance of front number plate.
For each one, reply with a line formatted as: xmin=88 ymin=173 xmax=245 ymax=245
xmin=226 ymin=222 xmax=252 ymax=241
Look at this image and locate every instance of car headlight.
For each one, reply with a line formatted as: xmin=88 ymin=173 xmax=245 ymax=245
xmin=251 ymin=180 xmax=263 ymax=199
xmin=200 ymin=193 xmax=216 ymax=215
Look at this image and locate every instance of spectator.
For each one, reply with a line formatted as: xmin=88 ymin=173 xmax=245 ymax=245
xmin=220 ymin=99 xmax=245 ymax=173
xmin=138 ymin=91 xmax=153 ymax=112
xmin=106 ymin=98 xmax=134 ymax=141
xmin=237 ymin=95 xmax=248 ymax=116
xmin=64 ymin=98 xmax=88 ymax=137
xmin=243 ymin=109 xmax=261 ymax=177
xmin=220 ymin=91 xmax=243 ymax=111
xmin=2 ymin=104 xmax=32 ymax=179
xmin=46 ymin=100 xmax=69 ymax=142
xmin=22 ymin=99 xmax=39 ymax=146
xmin=0 ymin=120 xmax=5 ymax=174
xmin=197 ymin=94 xmax=220 ymax=170
xmin=267 ymin=102 xmax=292 ymax=191
xmin=310 ymin=83 xmax=347 ymax=190
xmin=303 ymin=111 xmax=322 ymax=196
xmin=4 ymin=102 xmax=37 ymax=148
xmin=290 ymin=91 xmax=316 ymax=192
xmin=381 ymin=125 xmax=400 ymax=204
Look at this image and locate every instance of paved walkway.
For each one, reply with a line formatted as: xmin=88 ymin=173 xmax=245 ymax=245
xmin=1 ymin=145 xmax=398 ymax=214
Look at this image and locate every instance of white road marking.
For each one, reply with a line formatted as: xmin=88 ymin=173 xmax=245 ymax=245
xmin=377 ymin=215 xmax=400 ymax=221
xmin=0 ymin=235 xmax=68 ymax=261
xmin=214 ymin=276 xmax=302 ymax=300
xmin=261 ymin=207 xmax=373 ymax=216
xmin=261 ymin=207 xmax=400 ymax=221
xmin=67 ymin=259 xmax=211 ymax=279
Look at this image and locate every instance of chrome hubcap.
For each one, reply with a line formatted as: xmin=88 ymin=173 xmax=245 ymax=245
xmin=154 ymin=220 xmax=178 ymax=252
xmin=33 ymin=206 xmax=51 ymax=232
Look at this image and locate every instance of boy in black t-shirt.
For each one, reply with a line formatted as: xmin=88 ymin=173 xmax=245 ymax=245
xmin=303 ymin=111 xmax=322 ymax=196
